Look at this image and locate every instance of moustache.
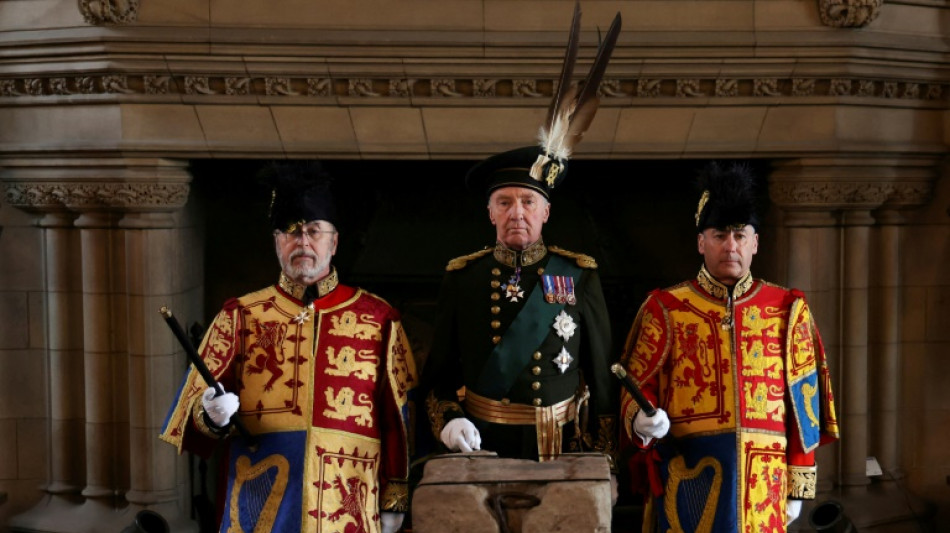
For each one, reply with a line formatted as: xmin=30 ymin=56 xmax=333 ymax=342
xmin=290 ymin=250 xmax=318 ymax=261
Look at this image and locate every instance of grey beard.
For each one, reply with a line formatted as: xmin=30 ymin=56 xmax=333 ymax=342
xmin=281 ymin=250 xmax=329 ymax=284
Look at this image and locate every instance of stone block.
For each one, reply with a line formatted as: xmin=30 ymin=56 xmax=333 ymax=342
xmin=413 ymin=452 xmax=611 ymax=533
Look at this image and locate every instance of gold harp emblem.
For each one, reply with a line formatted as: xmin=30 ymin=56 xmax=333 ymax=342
xmin=664 ymin=455 xmax=723 ymax=533
xmin=229 ymin=454 xmax=290 ymax=533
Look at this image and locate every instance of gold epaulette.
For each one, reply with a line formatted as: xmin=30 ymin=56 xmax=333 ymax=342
xmin=445 ymin=248 xmax=492 ymax=271
xmin=548 ymin=245 xmax=598 ymax=269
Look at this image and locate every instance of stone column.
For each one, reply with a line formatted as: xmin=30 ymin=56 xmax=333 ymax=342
xmin=840 ymin=209 xmax=873 ymax=487
xmin=870 ymin=210 xmax=903 ymax=478
xmin=117 ymin=161 xmax=198 ymax=532
xmin=770 ymin=157 xmax=937 ymax=491
xmin=39 ymin=212 xmax=85 ymax=507
xmin=1 ymin=158 xmax=196 ymax=533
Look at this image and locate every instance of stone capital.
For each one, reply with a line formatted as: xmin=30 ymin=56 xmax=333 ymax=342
xmin=1 ymin=158 xmax=191 ymax=228
xmin=768 ymin=158 xmax=937 ymax=219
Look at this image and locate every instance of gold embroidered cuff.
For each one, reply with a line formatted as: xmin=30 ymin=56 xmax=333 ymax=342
xmin=380 ymin=480 xmax=410 ymax=512
xmin=787 ymin=464 xmax=817 ymax=499
xmin=426 ymin=390 xmax=464 ymax=440
xmin=192 ymin=398 xmax=232 ymax=440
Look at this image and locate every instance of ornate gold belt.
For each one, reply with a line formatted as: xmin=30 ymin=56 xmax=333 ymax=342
xmin=464 ymin=390 xmax=576 ymax=461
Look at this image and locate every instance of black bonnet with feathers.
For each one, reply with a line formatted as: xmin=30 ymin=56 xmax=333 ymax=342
xmin=694 ymin=161 xmax=760 ymax=232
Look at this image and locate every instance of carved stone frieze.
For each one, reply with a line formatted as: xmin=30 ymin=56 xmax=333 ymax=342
xmin=308 ymin=78 xmax=332 ymax=97
xmin=638 ymin=79 xmax=662 ymax=97
xmin=513 ymin=79 xmax=543 ymax=97
xmin=716 ymin=79 xmax=738 ymax=97
xmin=432 ymin=79 xmax=463 ymax=97
xmin=226 ymin=77 xmax=251 ymax=96
xmin=3 ymin=182 xmax=190 ymax=212
xmin=600 ymin=79 xmax=627 ymax=97
xmin=349 ymin=79 xmax=380 ymax=97
xmin=818 ymin=0 xmax=881 ymax=28
xmin=266 ymin=77 xmax=298 ymax=96
xmin=79 ymin=0 xmax=138 ymax=25
xmin=754 ymin=79 xmax=781 ymax=97
xmin=771 ymin=181 xmax=931 ymax=208
xmin=676 ymin=79 xmax=703 ymax=97
xmin=474 ymin=79 xmax=497 ymax=97
xmin=1 ymin=73 xmax=946 ymax=104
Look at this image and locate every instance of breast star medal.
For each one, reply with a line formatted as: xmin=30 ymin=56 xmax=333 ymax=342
xmin=553 ymin=347 xmax=573 ymax=374
xmin=292 ymin=304 xmax=314 ymax=324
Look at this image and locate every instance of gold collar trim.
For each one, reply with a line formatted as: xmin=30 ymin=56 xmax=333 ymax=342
xmin=493 ymin=240 xmax=547 ymax=268
xmin=696 ymin=264 xmax=753 ymax=300
xmin=278 ymin=268 xmax=339 ymax=301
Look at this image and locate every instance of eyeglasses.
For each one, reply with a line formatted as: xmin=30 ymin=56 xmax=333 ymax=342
xmin=276 ymin=224 xmax=336 ymax=243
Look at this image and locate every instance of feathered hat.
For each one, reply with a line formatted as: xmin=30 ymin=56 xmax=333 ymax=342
xmin=260 ymin=160 xmax=338 ymax=232
xmin=466 ymin=3 xmax=622 ymax=200
xmin=694 ymin=162 xmax=760 ymax=232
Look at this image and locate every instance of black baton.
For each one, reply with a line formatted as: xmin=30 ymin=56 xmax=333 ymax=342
xmin=610 ymin=363 xmax=657 ymax=417
xmin=159 ymin=306 xmax=256 ymax=449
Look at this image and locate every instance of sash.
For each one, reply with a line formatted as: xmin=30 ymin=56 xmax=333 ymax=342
xmin=475 ymin=254 xmax=581 ymax=398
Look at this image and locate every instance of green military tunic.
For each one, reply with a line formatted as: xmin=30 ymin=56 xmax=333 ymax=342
xmin=423 ymin=240 xmax=616 ymax=462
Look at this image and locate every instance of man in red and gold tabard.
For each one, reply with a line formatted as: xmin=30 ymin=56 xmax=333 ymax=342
xmin=160 ymin=162 xmax=416 ymax=533
xmin=619 ymin=162 xmax=839 ymax=533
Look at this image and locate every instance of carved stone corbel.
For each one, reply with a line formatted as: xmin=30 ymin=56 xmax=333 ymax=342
xmin=79 ymin=0 xmax=139 ymax=25
xmin=818 ymin=0 xmax=881 ymax=28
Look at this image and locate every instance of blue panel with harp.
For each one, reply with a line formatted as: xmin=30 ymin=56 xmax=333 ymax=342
xmin=221 ymin=431 xmax=305 ymax=533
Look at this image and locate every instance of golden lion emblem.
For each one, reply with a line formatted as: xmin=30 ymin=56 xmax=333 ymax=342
xmin=328 ymin=311 xmax=382 ymax=341
xmin=323 ymin=387 xmax=374 ymax=427
xmin=324 ymin=346 xmax=378 ymax=381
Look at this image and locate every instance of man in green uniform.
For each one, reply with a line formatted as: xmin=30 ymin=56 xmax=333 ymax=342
xmin=421 ymin=146 xmax=616 ymax=464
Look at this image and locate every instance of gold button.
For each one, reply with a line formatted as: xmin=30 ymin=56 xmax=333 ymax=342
xmin=492 ymin=336 xmax=502 ymax=344
xmin=491 ymin=306 xmax=501 ymax=315
xmin=491 ymin=280 xmax=501 ymax=288
xmin=533 ymin=351 xmax=542 ymax=360
xmin=532 ymin=398 xmax=542 ymax=407
xmin=538 ymin=268 xmax=545 ymax=275
xmin=491 ymin=268 xmax=501 ymax=276
xmin=491 ymin=292 xmax=500 ymax=301
xmin=532 ymin=366 xmax=541 ymax=375
xmin=531 ymin=381 xmax=541 ymax=391
xmin=491 ymin=320 xmax=501 ymax=329
xmin=501 ymin=398 xmax=510 ymax=406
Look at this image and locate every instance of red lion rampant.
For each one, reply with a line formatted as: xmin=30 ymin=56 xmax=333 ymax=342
xmin=327 ymin=474 xmax=370 ymax=533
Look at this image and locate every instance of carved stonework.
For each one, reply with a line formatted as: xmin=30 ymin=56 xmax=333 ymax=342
xmin=716 ymin=79 xmax=738 ymax=97
xmin=513 ymin=79 xmax=542 ymax=97
xmin=226 ymin=78 xmax=251 ymax=96
xmin=638 ymin=79 xmax=662 ymax=97
xmin=3 ymin=182 xmax=190 ymax=212
xmin=676 ymin=79 xmax=703 ymax=97
xmin=818 ymin=0 xmax=881 ymax=28
xmin=308 ymin=78 xmax=332 ymax=97
xmin=770 ymin=180 xmax=933 ymax=210
xmin=266 ymin=78 xmax=298 ymax=96
xmin=79 ymin=0 xmax=139 ymax=25
xmin=432 ymin=79 xmax=463 ymax=97
xmin=2 ymin=73 xmax=946 ymax=103
xmin=754 ymin=79 xmax=781 ymax=97
xmin=349 ymin=79 xmax=380 ymax=97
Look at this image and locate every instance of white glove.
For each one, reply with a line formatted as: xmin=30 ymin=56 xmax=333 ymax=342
xmin=380 ymin=511 xmax=405 ymax=533
xmin=787 ymin=499 xmax=802 ymax=525
xmin=440 ymin=418 xmax=481 ymax=452
xmin=201 ymin=386 xmax=240 ymax=428
xmin=633 ymin=408 xmax=670 ymax=445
